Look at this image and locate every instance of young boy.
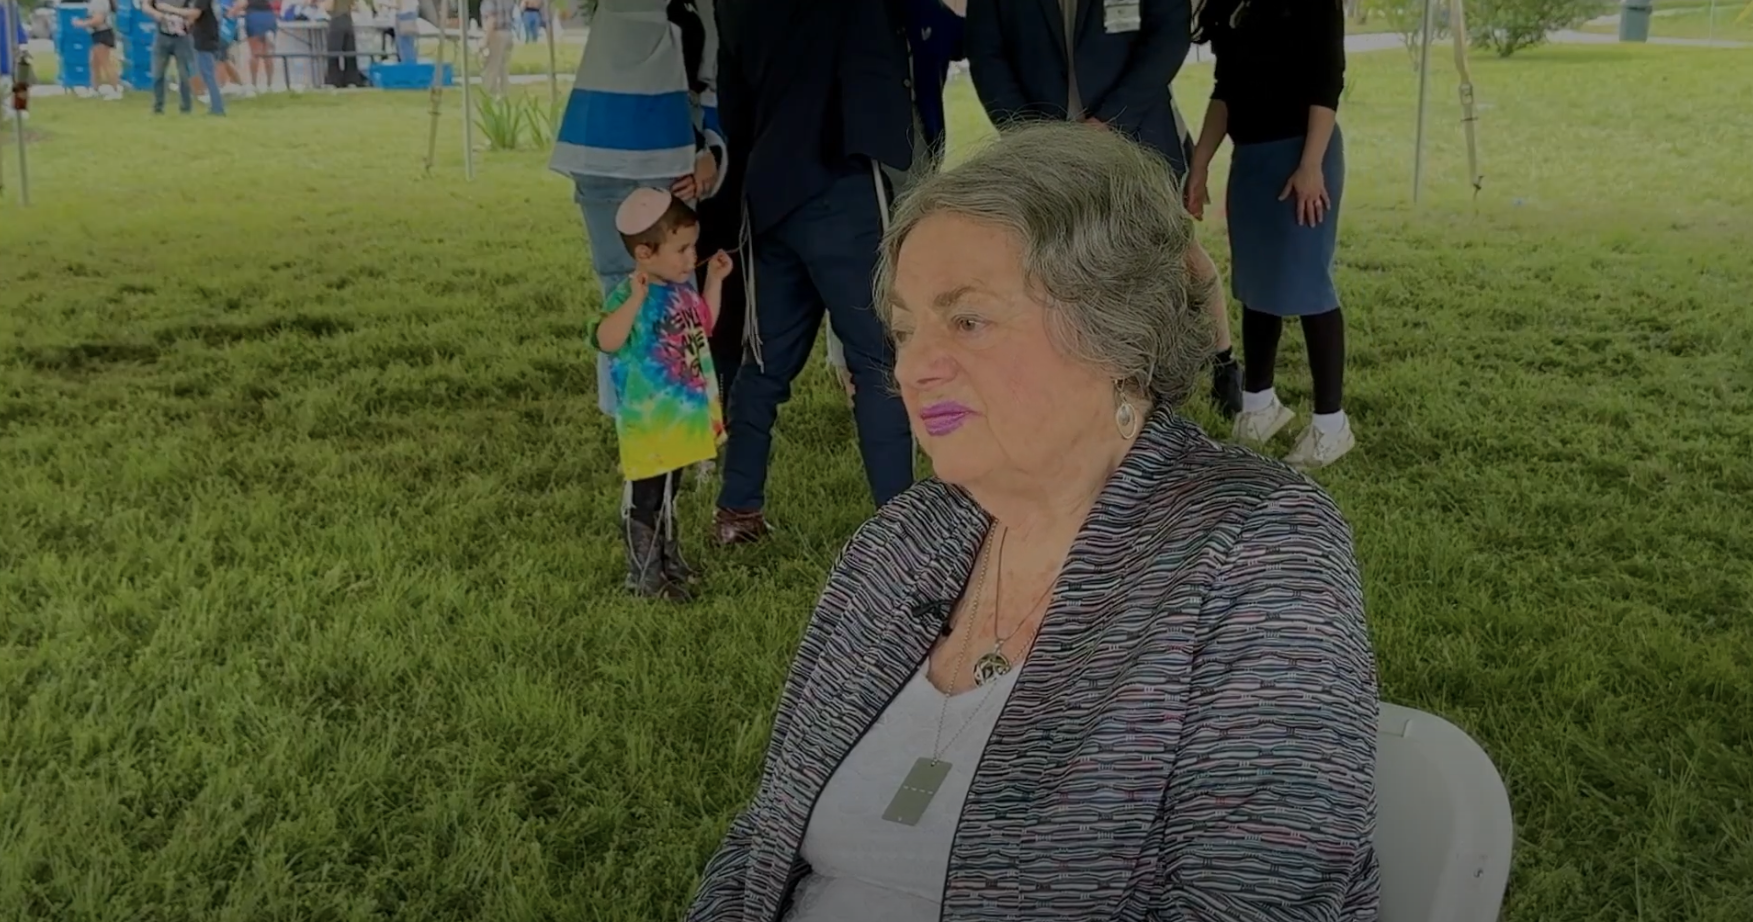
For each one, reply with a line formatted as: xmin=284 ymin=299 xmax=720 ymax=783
xmin=591 ymin=188 xmax=734 ymax=601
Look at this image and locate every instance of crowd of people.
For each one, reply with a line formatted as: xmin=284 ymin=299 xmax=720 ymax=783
xmin=564 ymin=0 xmax=1355 ymax=600
xmin=58 ymin=0 xmax=543 ymax=105
xmin=562 ymin=1 xmax=1376 ymax=920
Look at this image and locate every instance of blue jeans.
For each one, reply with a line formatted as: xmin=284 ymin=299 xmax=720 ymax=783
xmin=574 ymin=173 xmax=675 ymax=416
xmin=196 ymin=50 xmax=225 ymax=114
xmin=718 ymin=167 xmax=914 ymax=511
xmin=151 ymin=34 xmax=196 ymax=113
xmin=395 ymin=13 xmax=419 ymax=62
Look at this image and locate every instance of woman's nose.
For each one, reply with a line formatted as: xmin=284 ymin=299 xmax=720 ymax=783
xmin=894 ymin=330 xmax=954 ymax=390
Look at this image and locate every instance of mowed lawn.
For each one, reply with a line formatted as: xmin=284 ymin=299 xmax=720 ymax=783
xmin=3 ymin=44 xmax=1752 ymax=922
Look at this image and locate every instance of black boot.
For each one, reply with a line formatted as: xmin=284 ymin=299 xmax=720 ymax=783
xmin=1211 ymin=354 xmax=1244 ymax=420
xmin=660 ymin=511 xmax=700 ymax=586
xmin=624 ymin=517 xmax=686 ymax=601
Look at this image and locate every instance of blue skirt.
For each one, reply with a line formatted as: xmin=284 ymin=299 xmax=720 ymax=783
xmin=1225 ymin=126 xmax=1345 ymax=317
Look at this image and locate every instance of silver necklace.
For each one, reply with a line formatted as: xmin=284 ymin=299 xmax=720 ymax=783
xmin=881 ymin=536 xmax=1000 ymax=827
xmin=971 ymin=528 xmax=1057 ymax=687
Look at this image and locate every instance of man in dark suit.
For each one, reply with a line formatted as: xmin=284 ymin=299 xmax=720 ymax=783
xmin=710 ymin=0 xmax=928 ymax=544
xmin=965 ymin=0 xmax=1244 ymax=418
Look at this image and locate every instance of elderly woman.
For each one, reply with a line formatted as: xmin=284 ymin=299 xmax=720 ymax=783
xmin=685 ymin=122 xmax=1379 ymax=922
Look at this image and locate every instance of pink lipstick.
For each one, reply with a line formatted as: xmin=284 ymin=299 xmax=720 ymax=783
xmin=918 ymin=401 xmax=975 ymax=437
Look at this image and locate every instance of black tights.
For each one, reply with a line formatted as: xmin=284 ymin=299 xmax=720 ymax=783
xmin=627 ymin=470 xmax=684 ymax=527
xmin=1241 ymin=306 xmax=1346 ymax=415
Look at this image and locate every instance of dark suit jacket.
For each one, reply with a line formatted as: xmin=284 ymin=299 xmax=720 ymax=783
xmin=966 ymin=0 xmax=1194 ymax=174
xmin=716 ymin=0 xmax=915 ymax=233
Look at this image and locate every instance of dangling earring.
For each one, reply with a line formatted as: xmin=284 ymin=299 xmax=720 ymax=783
xmin=1114 ymin=388 xmax=1141 ymax=440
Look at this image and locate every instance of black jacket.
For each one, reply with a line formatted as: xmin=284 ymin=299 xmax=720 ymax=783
xmin=716 ymin=0 xmax=916 ymax=233
xmin=966 ymin=0 xmax=1194 ymax=174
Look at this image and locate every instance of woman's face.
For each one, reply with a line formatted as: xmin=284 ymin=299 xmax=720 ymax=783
xmin=889 ymin=214 xmax=1120 ymax=492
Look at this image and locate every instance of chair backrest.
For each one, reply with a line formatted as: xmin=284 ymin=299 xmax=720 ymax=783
xmin=1375 ymin=702 xmax=1515 ymax=922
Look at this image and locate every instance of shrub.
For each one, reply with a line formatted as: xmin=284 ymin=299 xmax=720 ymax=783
xmin=1369 ymin=0 xmax=1610 ymax=60
xmin=475 ymin=95 xmax=529 ymax=151
xmin=1467 ymin=0 xmax=1612 ymax=55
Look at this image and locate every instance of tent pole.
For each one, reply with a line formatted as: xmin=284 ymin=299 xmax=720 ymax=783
xmin=424 ymin=0 xmax=450 ymax=176
xmin=459 ymin=0 xmax=474 ymax=179
xmin=544 ymin=0 xmax=558 ymax=113
xmin=1412 ymin=0 xmax=1436 ymax=205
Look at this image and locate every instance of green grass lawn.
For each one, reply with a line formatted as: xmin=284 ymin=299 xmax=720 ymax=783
xmin=414 ymin=34 xmax=586 ymax=78
xmin=3 ymin=43 xmax=1752 ymax=922
xmin=1579 ymin=2 xmax=1753 ymax=40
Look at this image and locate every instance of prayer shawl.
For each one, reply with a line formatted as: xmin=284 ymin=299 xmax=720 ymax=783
xmin=550 ymin=0 xmax=725 ymax=186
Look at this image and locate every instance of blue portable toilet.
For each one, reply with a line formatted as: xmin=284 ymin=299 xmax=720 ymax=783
xmin=118 ymin=0 xmax=153 ymax=89
xmin=56 ymin=3 xmax=93 ymax=89
xmin=1 ymin=1 xmax=25 ymax=79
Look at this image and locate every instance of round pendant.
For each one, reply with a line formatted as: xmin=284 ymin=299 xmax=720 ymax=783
xmin=972 ymin=651 xmax=1011 ymax=687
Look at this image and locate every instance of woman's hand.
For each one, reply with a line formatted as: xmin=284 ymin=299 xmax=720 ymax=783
xmin=670 ymin=174 xmax=698 ymax=202
xmin=705 ymin=250 xmax=733 ymax=284
xmin=1185 ymin=160 xmax=1212 ymax=221
xmin=1279 ymin=162 xmax=1330 ymax=227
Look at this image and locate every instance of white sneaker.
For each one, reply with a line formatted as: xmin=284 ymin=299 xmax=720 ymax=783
xmin=1233 ymin=398 xmax=1295 ymax=446
xmin=1285 ymin=420 xmax=1356 ymax=470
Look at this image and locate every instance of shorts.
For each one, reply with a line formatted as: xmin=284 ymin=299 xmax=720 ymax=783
xmin=244 ymin=10 xmax=277 ymax=37
xmin=92 ymin=27 xmax=116 ymax=46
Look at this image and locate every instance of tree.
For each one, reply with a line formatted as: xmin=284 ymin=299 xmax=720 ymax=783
xmin=1467 ymin=0 xmax=1612 ymax=56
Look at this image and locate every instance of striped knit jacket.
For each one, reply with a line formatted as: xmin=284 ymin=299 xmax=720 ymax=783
xmin=548 ymin=0 xmax=726 ymax=186
xmin=686 ymin=409 xmax=1381 ymax=922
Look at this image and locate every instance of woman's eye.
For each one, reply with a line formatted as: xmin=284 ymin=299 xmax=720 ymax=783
xmin=953 ymin=316 xmax=984 ymax=333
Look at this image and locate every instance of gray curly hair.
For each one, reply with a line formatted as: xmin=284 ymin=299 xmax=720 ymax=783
xmin=875 ymin=121 xmax=1213 ymax=410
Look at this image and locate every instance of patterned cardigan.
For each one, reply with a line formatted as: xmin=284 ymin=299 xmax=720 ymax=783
xmin=686 ymin=409 xmax=1381 ymax=922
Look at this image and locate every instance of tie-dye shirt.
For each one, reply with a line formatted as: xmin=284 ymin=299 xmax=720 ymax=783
xmin=590 ymin=278 xmax=724 ymax=482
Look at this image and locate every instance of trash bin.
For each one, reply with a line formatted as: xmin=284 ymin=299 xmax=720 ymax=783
xmin=1619 ymin=0 xmax=1653 ymax=41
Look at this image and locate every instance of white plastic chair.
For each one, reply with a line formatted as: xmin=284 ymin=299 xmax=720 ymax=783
xmin=1375 ymin=702 xmax=1515 ymax=922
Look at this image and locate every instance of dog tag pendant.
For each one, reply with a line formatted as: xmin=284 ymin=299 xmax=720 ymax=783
xmin=882 ymin=757 xmax=953 ymax=826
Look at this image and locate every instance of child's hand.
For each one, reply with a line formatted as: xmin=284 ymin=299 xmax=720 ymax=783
xmin=628 ymin=270 xmax=650 ymax=304
xmin=705 ymin=250 xmax=733 ymax=284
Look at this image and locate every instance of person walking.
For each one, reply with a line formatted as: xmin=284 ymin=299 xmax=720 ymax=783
xmin=709 ymin=0 xmax=923 ymax=543
xmin=145 ymin=0 xmax=199 ymax=114
xmin=964 ymin=0 xmax=1245 ymax=419
xmin=1186 ymin=0 xmax=1353 ymax=467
